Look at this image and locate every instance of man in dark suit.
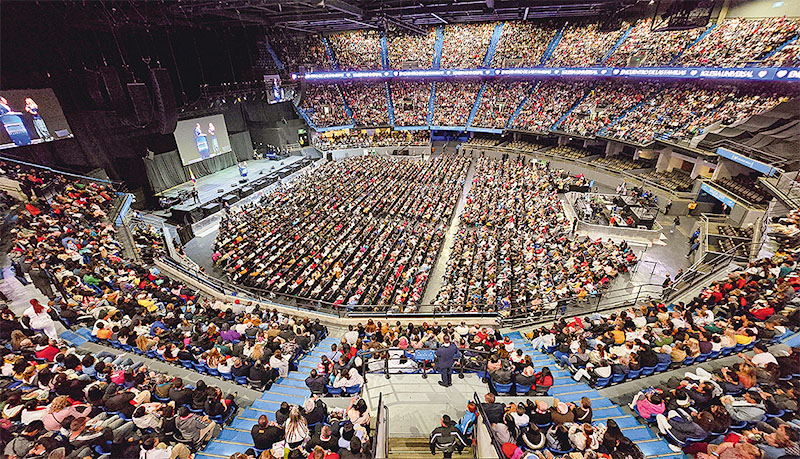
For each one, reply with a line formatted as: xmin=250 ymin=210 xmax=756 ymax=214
xmin=435 ymin=334 xmax=459 ymax=387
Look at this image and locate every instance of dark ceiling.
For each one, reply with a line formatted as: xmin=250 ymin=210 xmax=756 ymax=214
xmin=44 ymin=0 xmax=684 ymax=33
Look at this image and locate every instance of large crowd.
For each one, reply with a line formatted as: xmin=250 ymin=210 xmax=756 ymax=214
xmin=491 ymin=22 xmax=557 ymax=68
xmin=299 ymin=84 xmax=352 ymax=128
xmin=388 ymin=29 xmax=437 ymax=69
xmin=311 ymin=130 xmax=430 ymax=151
xmin=268 ymin=33 xmax=331 ymax=72
xmin=390 ymin=81 xmax=431 ymax=126
xmin=328 ymin=30 xmax=382 ymax=71
xmin=300 ymin=79 xmax=793 ymax=144
xmin=512 ymin=80 xmax=594 ymax=133
xmin=603 ymin=83 xmax=790 ymax=144
xmin=267 ymin=17 xmax=800 ymax=72
xmin=213 ymin=155 xmax=469 ymax=310
xmin=430 ymin=81 xmax=481 ymax=127
xmin=547 ymin=21 xmax=630 ymax=67
xmin=558 ymin=80 xmax=658 ymax=137
xmin=472 ymin=81 xmax=533 ymax=129
xmin=433 ymin=156 xmax=638 ymax=313
xmin=603 ymin=18 xmax=703 ymax=67
xmin=440 ymin=23 xmax=496 ymax=69
xmin=676 ymin=17 xmax=800 ymax=67
xmin=342 ymin=82 xmax=390 ymax=127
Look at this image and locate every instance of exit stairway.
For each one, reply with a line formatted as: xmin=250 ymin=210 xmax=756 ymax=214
xmin=388 ymin=437 xmax=473 ymax=459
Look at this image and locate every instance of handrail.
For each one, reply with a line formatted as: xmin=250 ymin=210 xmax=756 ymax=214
xmin=0 ymin=154 xmax=123 ymax=187
xmin=665 ymin=239 xmax=749 ymax=301
xmin=372 ymin=393 xmax=384 ymax=459
xmin=357 ymin=347 xmax=492 ymax=382
xmin=473 ymin=392 xmax=506 ymax=459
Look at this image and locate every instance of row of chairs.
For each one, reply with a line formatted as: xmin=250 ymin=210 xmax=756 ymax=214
xmin=88 ymin=331 xmax=323 ymax=390
xmin=489 ymin=379 xmax=550 ymax=396
xmin=553 ymin=340 xmax=763 ymax=389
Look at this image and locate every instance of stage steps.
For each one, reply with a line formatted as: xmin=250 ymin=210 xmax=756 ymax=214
xmin=196 ymin=336 xmax=339 ymax=459
xmin=389 ymin=436 xmax=473 ymax=459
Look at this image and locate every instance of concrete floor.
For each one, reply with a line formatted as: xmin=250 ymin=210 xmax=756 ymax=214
xmin=363 ymin=373 xmax=487 ymax=437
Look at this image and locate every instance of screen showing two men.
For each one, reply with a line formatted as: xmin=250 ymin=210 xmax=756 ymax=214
xmin=173 ymin=114 xmax=232 ymax=166
xmin=0 ymin=88 xmax=73 ymax=150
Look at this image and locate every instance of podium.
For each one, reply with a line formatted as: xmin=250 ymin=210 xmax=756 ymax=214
xmin=1 ymin=113 xmax=31 ymax=146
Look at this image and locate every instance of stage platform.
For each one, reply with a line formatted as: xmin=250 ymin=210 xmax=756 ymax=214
xmin=159 ymin=156 xmax=310 ymax=225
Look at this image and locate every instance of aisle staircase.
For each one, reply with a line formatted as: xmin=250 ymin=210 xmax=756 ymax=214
xmin=196 ymin=335 xmax=339 ymax=459
xmin=466 ymin=82 xmax=487 ymax=128
xmin=433 ymin=26 xmax=445 ymax=69
xmin=503 ymin=332 xmax=684 ymax=459
xmin=482 ymin=23 xmax=505 ymax=68
xmin=385 ymin=82 xmax=396 ymax=126
xmin=427 ymin=82 xmax=437 ymax=125
xmin=669 ymin=24 xmax=716 ymax=65
xmin=323 ymin=36 xmax=340 ymax=70
xmin=380 ymin=32 xmax=390 ymax=69
xmin=601 ymin=25 xmax=634 ymax=65
xmin=389 ymin=437 xmax=473 ymax=459
xmin=264 ymin=39 xmax=285 ymax=70
xmin=506 ymin=82 xmax=540 ymax=129
xmin=540 ymin=25 xmax=566 ymax=65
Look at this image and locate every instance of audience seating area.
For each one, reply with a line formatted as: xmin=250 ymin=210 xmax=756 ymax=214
xmin=590 ymin=156 xmax=650 ymax=172
xmin=638 ymin=170 xmax=693 ymax=192
xmin=714 ymin=175 xmax=772 ymax=205
xmin=549 ymin=145 xmax=590 ymax=160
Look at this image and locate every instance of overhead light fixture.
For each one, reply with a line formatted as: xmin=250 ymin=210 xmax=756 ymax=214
xmin=431 ymin=13 xmax=448 ymax=24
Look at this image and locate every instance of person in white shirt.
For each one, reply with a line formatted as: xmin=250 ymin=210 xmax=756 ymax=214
xmin=344 ymin=325 xmax=359 ymax=345
xmin=742 ymin=343 xmax=777 ymax=368
xmin=269 ymin=350 xmax=290 ymax=377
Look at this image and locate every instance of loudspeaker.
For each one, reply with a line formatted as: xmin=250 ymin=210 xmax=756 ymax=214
xmin=85 ymin=69 xmax=106 ymax=106
xmin=150 ymin=68 xmax=177 ymax=135
xmin=127 ymin=83 xmax=153 ymax=125
xmin=99 ymin=67 xmax=130 ymax=116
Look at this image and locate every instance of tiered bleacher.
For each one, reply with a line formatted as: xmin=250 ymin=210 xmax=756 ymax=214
xmin=637 ymin=170 xmax=693 ymax=192
xmin=713 ymin=175 xmax=772 ymax=205
xmin=590 ymin=156 xmax=651 ymax=172
xmin=548 ymin=145 xmax=590 ymax=160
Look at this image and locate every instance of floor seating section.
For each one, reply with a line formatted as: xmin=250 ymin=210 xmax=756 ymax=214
xmin=503 ymin=332 xmax=684 ymax=459
xmin=196 ymin=336 xmax=339 ymax=459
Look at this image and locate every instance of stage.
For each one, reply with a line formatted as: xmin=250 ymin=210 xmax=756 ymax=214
xmin=158 ymin=155 xmax=311 ymax=225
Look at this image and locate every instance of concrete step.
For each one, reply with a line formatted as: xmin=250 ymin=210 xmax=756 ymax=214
xmin=388 ymin=437 xmax=472 ymax=459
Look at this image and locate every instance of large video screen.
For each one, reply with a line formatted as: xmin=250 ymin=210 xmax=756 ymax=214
xmin=0 ymin=88 xmax=73 ymax=150
xmin=173 ymin=114 xmax=232 ymax=166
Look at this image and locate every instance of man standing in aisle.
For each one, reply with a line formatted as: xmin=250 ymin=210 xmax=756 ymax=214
xmin=435 ymin=334 xmax=459 ymax=388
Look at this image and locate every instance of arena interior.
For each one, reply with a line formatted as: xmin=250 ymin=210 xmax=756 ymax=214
xmin=3 ymin=0 xmax=800 ymax=458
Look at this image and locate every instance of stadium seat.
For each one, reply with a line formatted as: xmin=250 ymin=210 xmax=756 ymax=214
xmin=493 ymin=382 xmax=513 ymax=395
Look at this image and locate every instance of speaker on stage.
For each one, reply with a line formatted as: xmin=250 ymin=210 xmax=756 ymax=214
xmin=100 ymin=67 xmax=130 ymax=116
xmin=150 ymin=68 xmax=177 ymax=135
xmin=127 ymin=83 xmax=153 ymax=125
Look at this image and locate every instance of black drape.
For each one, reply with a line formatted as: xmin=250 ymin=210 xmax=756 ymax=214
xmin=144 ymin=149 xmax=238 ymax=193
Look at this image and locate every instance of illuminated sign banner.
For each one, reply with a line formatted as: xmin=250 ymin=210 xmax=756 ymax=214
xmin=293 ymin=67 xmax=800 ymax=82
xmin=715 ymin=147 xmax=777 ymax=176
xmin=700 ymin=183 xmax=737 ymax=209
